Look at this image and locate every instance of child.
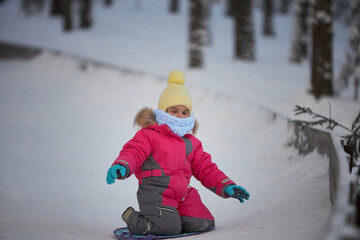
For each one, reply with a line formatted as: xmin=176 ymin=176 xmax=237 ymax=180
xmin=106 ymin=70 xmax=250 ymax=236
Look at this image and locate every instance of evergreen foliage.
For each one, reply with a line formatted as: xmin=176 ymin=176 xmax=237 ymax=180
xmin=293 ymin=105 xmax=360 ymax=167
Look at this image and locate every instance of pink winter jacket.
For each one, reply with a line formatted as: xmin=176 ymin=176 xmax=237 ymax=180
xmin=112 ymin=108 xmax=236 ymax=208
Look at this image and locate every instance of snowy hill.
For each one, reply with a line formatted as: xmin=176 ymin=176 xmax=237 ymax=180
xmin=0 ymin=0 xmax=359 ymax=240
xmin=0 ymin=49 xmax=330 ymax=240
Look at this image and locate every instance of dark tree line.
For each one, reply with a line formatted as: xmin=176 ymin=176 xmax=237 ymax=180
xmin=288 ymin=0 xmax=334 ymax=99
xmin=16 ymin=0 xmax=356 ymax=101
xmin=289 ymin=0 xmax=359 ymax=100
xmin=192 ymin=0 xmax=338 ymax=100
xmin=48 ymin=0 xmax=111 ymax=32
xmin=21 ymin=0 xmax=44 ymax=16
xmin=186 ymin=0 xmax=335 ymax=102
xmin=50 ymin=0 xmax=93 ymax=32
xmin=17 ymin=0 xmax=113 ymax=32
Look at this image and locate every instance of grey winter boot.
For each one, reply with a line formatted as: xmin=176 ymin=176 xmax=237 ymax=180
xmin=122 ymin=207 xmax=135 ymax=224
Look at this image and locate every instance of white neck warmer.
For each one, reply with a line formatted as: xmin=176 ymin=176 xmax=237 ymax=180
xmin=154 ymin=109 xmax=195 ymax=137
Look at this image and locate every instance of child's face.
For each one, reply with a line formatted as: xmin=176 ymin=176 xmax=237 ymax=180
xmin=166 ymin=105 xmax=190 ymax=118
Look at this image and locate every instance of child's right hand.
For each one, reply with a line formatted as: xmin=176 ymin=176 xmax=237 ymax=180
xmin=106 ymin=164 xmax=127 ymax=185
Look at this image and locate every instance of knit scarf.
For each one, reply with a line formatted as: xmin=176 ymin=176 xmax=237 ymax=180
xmin=154 ymin=109 xmax=195 ymax=137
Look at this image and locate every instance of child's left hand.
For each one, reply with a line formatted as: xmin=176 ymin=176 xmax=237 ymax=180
xmin=225 ymin=185 xmax=250 ymax=203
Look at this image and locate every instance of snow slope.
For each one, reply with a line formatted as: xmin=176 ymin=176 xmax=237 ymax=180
xmin=0 ymin=51 xmax=330 ymax=240
xmin=0 ymin=0 xmax=358 ymax=239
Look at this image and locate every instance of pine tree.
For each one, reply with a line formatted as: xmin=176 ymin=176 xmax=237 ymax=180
xmin=104 ymin=0 xmax=112 ymax=7
xmin=349 ymin=0 xmax=360 ymax=100
xmin=310 ymin=0 xmax=333 ymax=98
xmin=294 ymin=105 xmax=360 ymax=168
xmin=22 ymin=0 xmax=45 ymax=16
xmin=50 ymin=0 xmax=73 ymax=32
xmin=336 ymin=0 xmax=359 ymax=98
xmin=202 ymin=0 xmax=212 ymax=46
xmin=50 ymin=0 xmax=62 ymax=16
xmin=279 ymin=0 xmax=291 ymax=15
xmin=262 ymin=0 xmax=275 ymax=37
xmin=226 ymin=0 xmax=236 ymax=17
xmin=62 ymin=0 xmax=72 ymax=32
xmin=290 ymin=0 xmax=309 ymax=63
xmin=169 ymin=0 xmax=179 ymax=13
xmin=189 ymin=0 xmax=205 ymax=68
xmin=333 ymin=0 xmax=350 ymax=24
xmin=79 ymin=0 xmax=92 ymax=29
xmin=234 ymin=0 xmax=255 ymax=60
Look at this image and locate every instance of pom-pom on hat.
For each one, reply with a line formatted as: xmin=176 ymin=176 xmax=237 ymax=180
xmin=158 ymin=70 xmax=192 ymax=114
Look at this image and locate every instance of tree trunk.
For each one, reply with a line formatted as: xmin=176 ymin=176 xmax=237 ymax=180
xmin=262 ymin=0 xmax=275 ymax=36
xmin=336 ymin=0 xmax=358 ymax=96
xmin=50 ymin=0 xmax=62 ymax=16
xmin=290 ymin=0 xmax=309 ymax=63
xmin=310 ymin=0 xmax=333 ymax=98
xmin=355 ymin=78 xmax=359 ymax=101
xmin=226 ymin=0 xmax=236 ymax=17
xmin=350 ymin=0 xmax=360 ymax=101
xmin=104 ymin=0 xmax=112 ymax=6
xmin=22 ymin=0 xmax=45 ymax=16
xmin=79 ymin=0 xmax=92 ymax=29
xmin=62 ymin=0 xmax=72 ymax=32
xmin=189 ymin=0 xmax=204 ymax=68
xmin=234 ymin=0 xmax=255 ymax=60
xmin=279 ymin=0 xmax=291 ymax=14
xmin=202 ymin=0 xmax=212 ymax=46
xmin=169 ymin=0 xmax=179 ymax=13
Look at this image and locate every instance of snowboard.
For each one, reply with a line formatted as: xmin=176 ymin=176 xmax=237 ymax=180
xmin=113 ymin=227 xmax=214 ymax=240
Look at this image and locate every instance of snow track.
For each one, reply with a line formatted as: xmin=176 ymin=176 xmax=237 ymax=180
xmin=0 ymin=51 xmax=331 ymax=240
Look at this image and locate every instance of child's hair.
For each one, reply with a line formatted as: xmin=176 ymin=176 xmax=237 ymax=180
xmin=158 ymin=70 xmax=192 ymax=114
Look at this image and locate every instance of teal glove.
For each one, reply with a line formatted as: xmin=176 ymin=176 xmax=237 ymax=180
xmin=225 ymin=185 xmax=250 ymax=203
xmin=106 ymin=164 xmax=126 ymax=185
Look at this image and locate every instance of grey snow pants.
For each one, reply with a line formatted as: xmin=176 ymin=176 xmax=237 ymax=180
xmin=126 ymin=184 xmax=215 ymax=235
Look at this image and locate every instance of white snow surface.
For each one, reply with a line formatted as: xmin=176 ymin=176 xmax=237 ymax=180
xmin=0 ymin=1 xmax=358 ymax=240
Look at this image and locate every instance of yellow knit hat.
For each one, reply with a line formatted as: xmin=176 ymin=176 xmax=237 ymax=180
xmin=158 ymin=70 xmax=192 ymax=114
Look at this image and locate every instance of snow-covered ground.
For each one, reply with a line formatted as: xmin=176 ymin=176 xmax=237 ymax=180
xmin=0 ymin=1 xmax=358 ymax=240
